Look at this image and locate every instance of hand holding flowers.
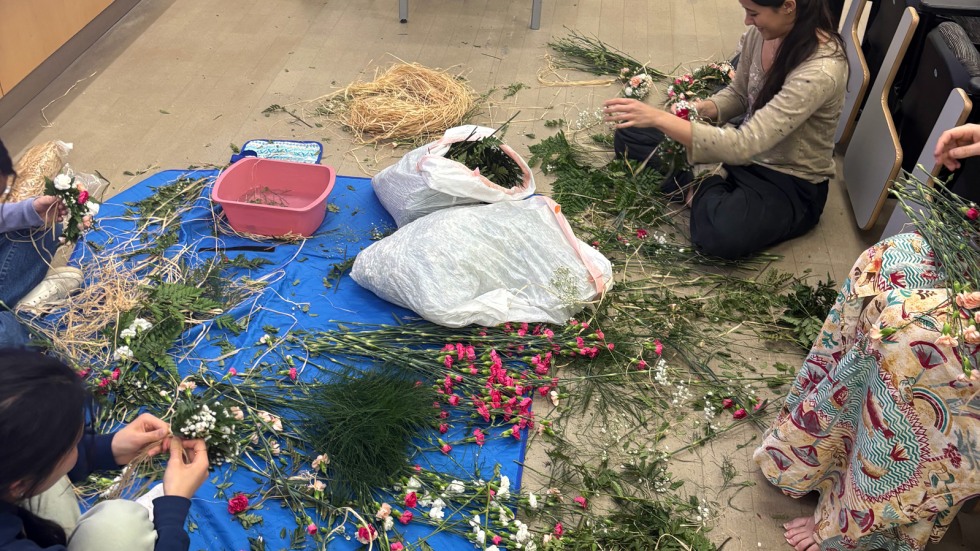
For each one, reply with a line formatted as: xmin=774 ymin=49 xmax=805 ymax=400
xmin=44 ymin=173 xmax=100 ymax=243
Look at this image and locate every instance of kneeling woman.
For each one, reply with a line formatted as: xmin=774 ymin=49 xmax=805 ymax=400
xmin=604 ymin=0 xmax=847 ymax=259
xmin=0 ymin=350 xmax=209 ymax=551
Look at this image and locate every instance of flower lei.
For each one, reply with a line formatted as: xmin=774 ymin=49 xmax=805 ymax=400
xmin=666 ymin=62 xmax=734 ymax=103
xmin=655 ymin=62 xmax=734 ymax=173
xmin=619 ymin=67 xmax=655 ymax=100
xmin=44 ymin=173 xmax=100 ymax=243
xmin=170 ymin=393 xmax=243 ymax=466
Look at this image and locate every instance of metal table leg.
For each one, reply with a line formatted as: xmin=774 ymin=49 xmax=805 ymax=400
xmin=530 ymin=0 xmax=542 ymax=29
xmin=400 ymin=0 xmax=408 ymax=23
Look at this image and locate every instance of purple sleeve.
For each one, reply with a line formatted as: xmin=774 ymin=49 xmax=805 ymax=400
xmin=0 ymin=200 xmax=42 ymax=233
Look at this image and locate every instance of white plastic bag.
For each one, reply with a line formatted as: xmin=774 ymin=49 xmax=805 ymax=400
xmin=371 ymin=125 xmax=536 ymax=227
xmin=351 ymin=196 xmax=613 ymax=327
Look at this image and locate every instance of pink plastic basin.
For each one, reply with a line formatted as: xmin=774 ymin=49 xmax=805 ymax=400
xmin=212 ymin=158 xmax=336 ymax=237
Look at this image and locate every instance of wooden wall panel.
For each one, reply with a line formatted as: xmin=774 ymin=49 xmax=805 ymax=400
xmin=0 ymin=0 xmax=114 ymax=92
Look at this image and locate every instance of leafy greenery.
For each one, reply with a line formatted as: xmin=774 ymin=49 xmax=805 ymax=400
xmin=292 ymin=371 xmax=437 ymax=504
xmin=548 ymin=29 xmax=666 ymax=79
xmin=446 ymin=127 xmax=524 ymax=189
xmin=778 ymin=274 xmax=838 ymax=350
xmin=502 ymin=82 xmax=528 ymax=99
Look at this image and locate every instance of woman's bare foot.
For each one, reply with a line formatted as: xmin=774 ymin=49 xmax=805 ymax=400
xmin=783 ymin=516 xmax=819 ymax=551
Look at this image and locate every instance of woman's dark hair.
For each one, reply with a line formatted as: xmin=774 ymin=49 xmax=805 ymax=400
xmin=751 ymin=0 xmax=846 ymax=112
xmin=0 ymin=349 xmax=87 ymax=546
xmin=0 ymin=139 xmax=15 ymax=179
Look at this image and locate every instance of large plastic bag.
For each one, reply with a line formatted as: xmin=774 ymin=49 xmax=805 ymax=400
xmin=7 ymin=141 xmax=72 ymax=202
xmin=371 ymin=125 xmax=536 ymax=227
xmin=351 ymin=196 xmax=613 ymax=327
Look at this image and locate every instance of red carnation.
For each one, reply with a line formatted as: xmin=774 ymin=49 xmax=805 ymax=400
xmin=733 ymin=408 xmax=747 ymax=420
xmin=404 ymin=491 xmax=417 ymax=508
xmin=968 ymin=207 xmax=979 ymax=221
xmin=227 ymin=493 xmax=249 ymax=515
xmin=400 ymin=511 xmax=413 ymax=524
xmin=722 ymin=398 xmax=734 ymax=409
xmin=77 ymin=190 xmax=89 ymax=204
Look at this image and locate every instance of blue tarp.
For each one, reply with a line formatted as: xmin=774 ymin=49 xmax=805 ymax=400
xmin=70 ymin=170 xmax=527 ymax=550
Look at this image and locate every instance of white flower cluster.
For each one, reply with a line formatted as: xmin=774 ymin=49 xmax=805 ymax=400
xmin=672 ymin=381 xmax=692 ymax=405
xmin=571 ymin=107 xmax=605 ymax=131
xmin=180 ymin=403 xmax=217 ymax=439
xmin=623 ymin=73 xmax=654 ymax=99
xmin=497 ymin=475 xmax=510 ymax=498
xmin=702 ymin=393 xmax=720 ymax=431
xmin=527 ymin=492 xmax=538 ymax=509
xmin=120 ymin=318 xmax=153 ymax=340
xmin=654 ymin=358 xmax=670 ymax=385
xmin=446 ymin=480 xmax=465 ymax=495
xmin=428 ymin=497 xmax=446 ymax=521
xmin=406 ymin=476 xmax=422 ymax=492
xmin=469 ymin=514 xmax=485 ymax=544
xmin=112 ymin=345 xmax=134 ymax=362
xmin=694 ymin=502 xmax=712 ymax=526
xmin=53 ymin=174 xmax=74 ymax=191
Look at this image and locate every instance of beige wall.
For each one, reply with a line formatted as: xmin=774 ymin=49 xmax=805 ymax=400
xmin=0 ymin=0 xmax=114 ymax=95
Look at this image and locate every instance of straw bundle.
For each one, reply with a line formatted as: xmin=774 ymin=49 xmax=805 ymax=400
xmin=325 ymin=63 xmax=476 ymax=143
xmin=30 ymin=257 xmax=146 ymax=367
xmin=6 ymin=141 xmax=71 ymax=202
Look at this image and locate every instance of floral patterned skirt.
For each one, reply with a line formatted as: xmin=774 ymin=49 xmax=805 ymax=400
xmin=754 ymin=232 xmax=980 ymax=550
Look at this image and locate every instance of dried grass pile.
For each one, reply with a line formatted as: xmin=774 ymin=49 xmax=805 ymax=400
xmin=321 ymin=63 xmax=476 ymax=143
xmin=31 ymin=256 xmax=146 ymax=367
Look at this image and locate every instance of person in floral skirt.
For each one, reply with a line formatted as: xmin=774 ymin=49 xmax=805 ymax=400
xmin=756 ymin=124 xmax=980 ymax=551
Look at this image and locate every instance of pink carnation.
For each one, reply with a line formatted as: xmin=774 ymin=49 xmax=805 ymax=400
xmin=355 ymin=525 xmax=377 ymax=545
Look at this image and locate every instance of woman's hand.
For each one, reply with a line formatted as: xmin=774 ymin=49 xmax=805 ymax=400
xmin=935 ymin=123 xmax=980 ymax=171
xmin=163 ymin=439 xmax=209 ymax=499
xmin=111 ymin=413 xmax=170 ymax=465
xmin=32 ymin=196 xmax=68 ymax=226
xmin=603 ymin=98 xmax=664 ymax=129
xmin=673 ymin=99 xmax=718 ymax=121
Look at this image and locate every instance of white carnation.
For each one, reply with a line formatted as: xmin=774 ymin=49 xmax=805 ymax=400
xmin=498 ymin=475 xmax=510 ymax=497
xmin=113 ymin=345 xmax=134 ymax=361
xmin=53 ymin=174 xmax=72 ymax=191
xmin=119 ymin=328 xmax=137 ymax=339
xmin=447 ymin=480 xmax=465 ymax=494
xmin=86 ymin=202 xmax=100 ymax=217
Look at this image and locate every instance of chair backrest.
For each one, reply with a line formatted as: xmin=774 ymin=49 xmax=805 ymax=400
xmin=843 ymin=6 xmax=919 ymax=230
xmin=835 ymin=0 xmax=871 ymax=149
xmin=862 ymin=0 xmax=911 ymax=88
xmin=880 ymin=88 xmax=972 ymax=237
xmin=899 ymin=22 xmax=980 ymax=172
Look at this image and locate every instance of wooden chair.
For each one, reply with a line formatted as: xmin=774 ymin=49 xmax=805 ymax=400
xmin=843 ymin=7 xmax=920 ymax=230
xmin=399 ymin=0 xmax=543 ymax=29
xmin=834 ymin=0 xmax=871 ymax=151
xmin=881 ymin=88 xmax=973 ymax=237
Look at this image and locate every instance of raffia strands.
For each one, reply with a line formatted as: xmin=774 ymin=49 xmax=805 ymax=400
xmin=326 ymin=63 xmax=476 ymax=144
xmin=29 ymin=256 xmax=146 ymax=369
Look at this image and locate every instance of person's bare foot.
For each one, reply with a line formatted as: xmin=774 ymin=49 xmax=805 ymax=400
xmin=783 ymin=516 xmax=819 ymax=551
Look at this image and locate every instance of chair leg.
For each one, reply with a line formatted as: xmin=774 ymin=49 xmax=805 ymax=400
xmin=399 ymin=0 xmax=408 ymax=23
xmin=530 ymin=0 xmax=542 ymax=29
